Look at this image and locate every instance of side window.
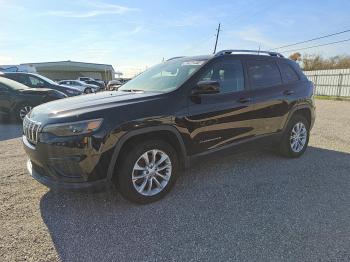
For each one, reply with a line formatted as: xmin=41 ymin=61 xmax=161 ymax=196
xmin=199 ymin=60 xmax=245 ymax=93
xmin=279 ymin=62 xmax=299 ymax=83
xmin=247 ymin=60 xmax=282 ymax=89
xmin=20 ymin=75 xmax=32 ymax=86
xmin=28 ymin=76 xmax=45 ymax=87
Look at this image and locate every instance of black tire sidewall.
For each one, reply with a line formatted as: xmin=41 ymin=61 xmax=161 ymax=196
xmin=117 ymin=140 xmax=179 ymax=204
xmin=281 ymin=115 xmax=310 ymax=158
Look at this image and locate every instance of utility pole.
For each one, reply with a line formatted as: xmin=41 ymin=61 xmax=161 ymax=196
xmin=213 ymin=23 xmax=221 ymax=54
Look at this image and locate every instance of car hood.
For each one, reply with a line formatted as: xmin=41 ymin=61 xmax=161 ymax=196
xmin=29 ymin=91 xmax=162 ymax=122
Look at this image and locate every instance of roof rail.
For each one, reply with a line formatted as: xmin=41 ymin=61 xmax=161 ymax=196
xmin=215 ymin=49 xmax=284 ymax=58
xmin=166 ymin=56 xmax=185 ymax=61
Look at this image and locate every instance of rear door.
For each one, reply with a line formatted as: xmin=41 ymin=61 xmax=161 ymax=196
xmin=246 ymin=59 xmax=289 ymax=135
xmin=186 ymin=57 xmax=256 ymax=155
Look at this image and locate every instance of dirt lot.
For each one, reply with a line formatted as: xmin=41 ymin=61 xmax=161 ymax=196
xmin=0 ymin=99 xmax=350 ymax=262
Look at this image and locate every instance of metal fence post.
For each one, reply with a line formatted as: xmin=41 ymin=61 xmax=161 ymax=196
xmin=337 ymin=73 xmax=343 ymax=97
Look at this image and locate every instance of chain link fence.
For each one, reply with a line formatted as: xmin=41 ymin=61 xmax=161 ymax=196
xmin=304 ymin=69 xmax=350 ymax=97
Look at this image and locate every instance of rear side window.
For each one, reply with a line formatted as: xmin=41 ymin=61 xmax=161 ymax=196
xmin=279 ymin=62 xmax=299 ymax=83
xmin=247 ymin=60 xmax=282 ymax=89
xmin=199 ymin=60 xmax=245 ymax=93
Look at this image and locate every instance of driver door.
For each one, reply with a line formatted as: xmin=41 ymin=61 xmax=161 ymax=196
xmin=186 ymin=58 xmax=256 ymax=155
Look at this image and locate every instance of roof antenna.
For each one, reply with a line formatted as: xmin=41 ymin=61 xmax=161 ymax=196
xmin=258 ymin=44 xmax=261 ymax=55
xmin=213 ymin=23 xmax=221 ymax=54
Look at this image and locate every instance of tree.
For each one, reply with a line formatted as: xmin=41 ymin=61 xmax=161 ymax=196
xmin=299 ymin=54 xmax=350 ymax=71
xmin=289 ymin=52 xmax=301 ymax=61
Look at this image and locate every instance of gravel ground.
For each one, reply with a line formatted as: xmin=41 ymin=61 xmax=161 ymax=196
xmin=0 ymin=99 xmax=350 ymax=262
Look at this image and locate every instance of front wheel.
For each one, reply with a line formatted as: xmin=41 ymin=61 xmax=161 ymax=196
xmin=116 ymin=140 xmax=179 ymax=204
xmin=16 ymin=104 xmax=33 ymax=121
xmin=279 ymin=115 xmax=310 ymax=158
xmin=84 ymin=88 xmax=92 ymax=94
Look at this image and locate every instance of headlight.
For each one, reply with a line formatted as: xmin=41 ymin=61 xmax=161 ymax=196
xmin=42 ymin=119 xmax=103 ymax=137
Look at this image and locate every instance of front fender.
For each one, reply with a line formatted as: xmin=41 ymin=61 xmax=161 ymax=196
xmin=105 ymin=125 xmax=188 ymax=180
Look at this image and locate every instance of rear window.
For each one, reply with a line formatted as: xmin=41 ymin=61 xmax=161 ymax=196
xmin=279 ymin=62 xmax=299 ymax=83
xmin=247 ymin=60 xmax=282 ymax=89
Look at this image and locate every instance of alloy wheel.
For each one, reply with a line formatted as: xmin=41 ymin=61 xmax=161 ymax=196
xmin=132 ymin=149 xmax=172 ymax=196
xmin=19 ymin=106 xmax=32 ymax=120
xmin=290 ymin=122 xmax=307 ymax=153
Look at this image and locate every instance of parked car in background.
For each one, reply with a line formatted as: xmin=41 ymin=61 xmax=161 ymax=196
xmin=77 ymin=77 xmax=105 ymax=90
xmin=107 ymin=79 xmax=123 ymax=90
xmin=23 ymin=50 xmax=315 ymax=204
xmin=59 ymin=80 xmax=99 ymax=94
xmin=0 ymin=72 xmax=83 ymax=97
xmin=0 ymin=77 xmax=66 ymax=121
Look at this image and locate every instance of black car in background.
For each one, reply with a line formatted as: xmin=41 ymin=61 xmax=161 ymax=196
xmin=23 ymin=50 xmax=315 ymax=204
xmin=0 ymin=77 xmax=66 ymax=121
xmin=0 ymin=72 xmax=83 ymax=96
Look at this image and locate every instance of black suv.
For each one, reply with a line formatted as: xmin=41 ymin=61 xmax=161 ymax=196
xmin=23 ymin=50 xmax=315 ymax=204
xmin=1 ymin=72 xmax=83 ymax=96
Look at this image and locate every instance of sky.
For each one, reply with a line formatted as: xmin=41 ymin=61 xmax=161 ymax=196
xmin=1 ymin=0 xmax=350 ymax=77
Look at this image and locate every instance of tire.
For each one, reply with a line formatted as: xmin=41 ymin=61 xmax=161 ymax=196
xmin=84 ymin=88 xmax=92 ymax=94
xmin=16 ymin=103 xmax=33 ymax=121
xmin=116 ymin=140 xmax=179 ymax=204
xmin=279 ymin=115 xmax=310 ymax=158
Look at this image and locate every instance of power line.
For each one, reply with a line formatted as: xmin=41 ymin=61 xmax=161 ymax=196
xmin=279 ymin=37 xmax=350 ymax=53
xmin=271 ymin=29 xmax=350 ymax=50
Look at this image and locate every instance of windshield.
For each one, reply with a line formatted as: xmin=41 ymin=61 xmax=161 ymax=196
xmin=119 ymin=58 xmax=207 ymax=93
xmin=33 ymin=74 xmax=58 ymax=85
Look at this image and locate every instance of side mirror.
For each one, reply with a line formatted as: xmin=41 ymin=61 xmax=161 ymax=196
xmin=192 ymin=80 xmax=220 ymax=95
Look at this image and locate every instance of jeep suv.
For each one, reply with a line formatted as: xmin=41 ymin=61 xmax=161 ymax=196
xmin=23 ymin=50 xmax=315 ymax=204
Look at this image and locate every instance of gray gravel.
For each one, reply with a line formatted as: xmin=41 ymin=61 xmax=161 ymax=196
xmin=1 ymin=99 xmax=350 ymax=262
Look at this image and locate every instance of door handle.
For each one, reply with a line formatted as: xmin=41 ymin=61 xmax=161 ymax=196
xmin=238 ymin=97 xmax=251 ymax=103
xmin=283 ymin=90 xmax=294 ymax=95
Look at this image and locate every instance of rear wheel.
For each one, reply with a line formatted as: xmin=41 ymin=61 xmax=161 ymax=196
xmin=279 ymin=115 xmax=310 ymax=158
xmin=16 ymin=104 xmax=33 ymax=121
xmin=116 ymin=140 xmax=179 ymax=204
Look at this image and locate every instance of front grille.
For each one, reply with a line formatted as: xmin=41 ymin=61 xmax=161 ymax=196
xmin=23 ymin=117 xmax=42 ymax=144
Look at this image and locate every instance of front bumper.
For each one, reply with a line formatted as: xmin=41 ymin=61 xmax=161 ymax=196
xmin=23 ymin=133 xmax=113 ymax=190
xmin=27 ymin=160 xmax=108 ymax=190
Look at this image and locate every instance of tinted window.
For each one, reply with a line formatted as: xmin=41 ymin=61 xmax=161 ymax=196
xmin=279 ymin=62 xmax=299 ymax=83
xmin=247 ymin=60 xmax=282 ymax=89
xmin=29 ymin=76 xmax=45 ymax=87
xmin=199 ymin=60 xmax=244 ymax=93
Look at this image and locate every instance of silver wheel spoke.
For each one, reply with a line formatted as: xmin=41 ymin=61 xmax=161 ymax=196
xmin=134 ymin=163 xmax=146 ymax=171
xmin=137 ymin=178 xmax=148 ymax=193
xmin=156 ymin=154 xmax=168 ymax=166
xmin=132 ymin=172 xmax=148 ymax=181
xmin=153 ymin=177 xmax=163 ymax=189
xmin=155 ymin=171 xmax=169 ymax=181
xmin=156 ymin=162 xmax=171 ymax=171
xmin=141 ymin=152 xmax=150 ymax=165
